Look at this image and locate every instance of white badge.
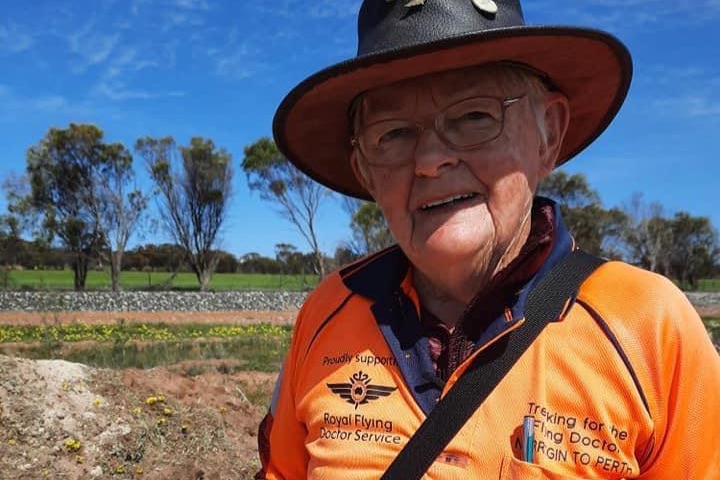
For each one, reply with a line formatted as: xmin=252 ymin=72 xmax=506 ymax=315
xmin=472 ymin=0 xmax=498 ymax=14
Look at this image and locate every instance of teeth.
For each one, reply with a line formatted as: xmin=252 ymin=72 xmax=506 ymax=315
xmin=421 ymin=193 xmax=475 ymax=210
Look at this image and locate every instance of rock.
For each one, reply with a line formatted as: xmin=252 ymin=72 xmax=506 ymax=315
xmin=0 ymin=291 xmax=308 ymax=312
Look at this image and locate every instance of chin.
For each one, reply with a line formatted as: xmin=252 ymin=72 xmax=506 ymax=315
xmin=410 ymin=231 xmax=490 ymax=263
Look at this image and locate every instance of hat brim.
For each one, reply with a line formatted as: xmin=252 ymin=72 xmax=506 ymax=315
xmin=273 ymin=25 xmax=632 ymax=200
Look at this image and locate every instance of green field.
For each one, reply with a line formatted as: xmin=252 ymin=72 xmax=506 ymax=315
xmin=2 ymin=269 xmax=319 ymax=291
xmin=697 ymin=279 xmax=720 ymax=292
xmin=4 ymin=269 xmax=718 ymax=292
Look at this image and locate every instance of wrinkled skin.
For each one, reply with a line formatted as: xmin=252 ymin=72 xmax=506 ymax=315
xmin=351 ymin=67 xmax=570 ymax=324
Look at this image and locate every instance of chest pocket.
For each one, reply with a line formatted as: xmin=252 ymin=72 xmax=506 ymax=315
xmin=500 ymin=456 xmax=627 ymax=480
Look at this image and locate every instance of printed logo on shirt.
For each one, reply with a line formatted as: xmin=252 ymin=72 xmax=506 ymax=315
xmin=327 ymin=370 xmax=396 ymax=409
xmin=514 ymin=401 xmax=635 ymax=476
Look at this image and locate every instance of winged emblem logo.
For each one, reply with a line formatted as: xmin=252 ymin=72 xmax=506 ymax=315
xmin=327 ymin=371 xmax=397 ymax=409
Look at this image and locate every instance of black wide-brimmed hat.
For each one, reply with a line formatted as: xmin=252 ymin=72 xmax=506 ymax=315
xmin=273 ymin=0 xmax=632 ymax=200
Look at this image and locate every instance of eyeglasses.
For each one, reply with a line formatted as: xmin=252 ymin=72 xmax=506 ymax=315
xmin=351 ymin=94 xmax=526 ymax=166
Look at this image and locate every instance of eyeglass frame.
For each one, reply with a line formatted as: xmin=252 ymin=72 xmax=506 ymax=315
xmin=350 ymin=94 xmax=526 ymax=166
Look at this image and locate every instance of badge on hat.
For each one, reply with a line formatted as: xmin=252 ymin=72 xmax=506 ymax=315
xmin=472 ymin=0 xmax=498 ymax=13
xmin=389 ymin=0 xmax=497 ymax=12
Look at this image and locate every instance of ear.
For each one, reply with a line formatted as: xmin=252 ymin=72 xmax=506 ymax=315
xmin=350 ymin=150 xmax=377 ymax=198
xmin=537 ymin=92 xmax=570 ymax=179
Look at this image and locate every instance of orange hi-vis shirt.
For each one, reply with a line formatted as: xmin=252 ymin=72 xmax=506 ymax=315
xmin=257 ymin=206 xmax=720 ymax=479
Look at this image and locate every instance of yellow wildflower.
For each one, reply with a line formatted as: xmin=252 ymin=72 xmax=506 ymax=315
xmin=64 ymin=437 xmax=81 ymax=452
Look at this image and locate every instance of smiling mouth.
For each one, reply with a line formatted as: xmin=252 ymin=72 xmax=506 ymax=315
xmin=420 ymin=193 xmax=478 ymax=211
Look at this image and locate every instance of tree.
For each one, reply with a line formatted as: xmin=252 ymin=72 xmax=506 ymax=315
xmin=275 ymin=243 xmax=302 ymax=273
xmin=668 ymin=212 xmax=718 ymax=289
xmin=136 ymin=136 xmax=233 ymax=291
xmin=273 ymin=242 xmax=321 ymax=275
xmin=1 ymin=173 xmax=34 ymax=268
xmin=341 ymin=196 xmax=394 ymax=256
xmin=538 ymin=171 xmax=627 ymax=257
xmin=24 ymin=124 xmax=130 ymax=291
xmin=621 ymin=194 xmax=673 ymax=274
xmin=92 ymin=143 xmax=149 ymax=291
xmin=214 ymin=250 xmax=239 ymax=274
xmin=238 ymin=252 xmax=283 ymax=274
xmin=242 ymin=137 xmax=332 ymax=277
xmin=125 ymin=243 xmax=188 ymax=272
xmin=620 ymin=195 xmax=718 ymax=287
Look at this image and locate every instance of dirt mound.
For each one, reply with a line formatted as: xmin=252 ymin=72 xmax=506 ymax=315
xmin=0 ymin=355 xmax=275 ymax=480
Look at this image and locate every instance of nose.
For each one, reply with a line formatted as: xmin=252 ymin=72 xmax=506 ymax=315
xmin=413 ymin=128 xmax=459 ymax=177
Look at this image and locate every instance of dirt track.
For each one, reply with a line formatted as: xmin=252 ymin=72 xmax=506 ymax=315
xmin=694 ymin=305 xmax=720 ymax=317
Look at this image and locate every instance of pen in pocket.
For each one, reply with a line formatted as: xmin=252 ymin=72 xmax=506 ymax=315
xmin=522 ymin=415 xmax=535 ymax=463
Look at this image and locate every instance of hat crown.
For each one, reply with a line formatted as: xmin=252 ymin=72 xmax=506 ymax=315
xmin=274 ymin=0 xmax=631 ymax=199
xmin=357 ymin=0 xmax=525 ymax=57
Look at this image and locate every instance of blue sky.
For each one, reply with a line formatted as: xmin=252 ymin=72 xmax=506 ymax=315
xmin=1 ymin=0 xmax=718 ymax=259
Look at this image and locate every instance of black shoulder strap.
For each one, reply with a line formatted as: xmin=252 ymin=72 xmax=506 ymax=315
xmin=381 ymin=250 xmax=606 ymax=480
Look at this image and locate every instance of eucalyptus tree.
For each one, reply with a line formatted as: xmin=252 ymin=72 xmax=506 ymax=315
xmin=341 ymin=196 xmax=394 ymax=257
xmin=242 ymin=137 xmax=332 ymax=277
xmin=622 ymin=194 xmax=718 ymax=287
xmin=667 ymin=212 xmax=718 ymax=289
xmin=24 ymin=124 xmax=143 ymax=291
xmin=136 ymin=136 xmax=233 ymax=291
xmin=620 ymin=194 xmax=673 ymax=274
xmin=92 ymin=144 xmax=149 ymax=291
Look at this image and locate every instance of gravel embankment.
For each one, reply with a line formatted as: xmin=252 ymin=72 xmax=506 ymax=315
xmin=0 ymin=291 xmax=717 ymax=313
xmin=0 ymin=291 xmax=308 ymax=312
xmin=684 ymin=292 xmax=720 ymax=309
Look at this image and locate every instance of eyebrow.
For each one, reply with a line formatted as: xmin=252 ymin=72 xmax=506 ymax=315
xmin=361 ymin=93 xmax=413 ymax=117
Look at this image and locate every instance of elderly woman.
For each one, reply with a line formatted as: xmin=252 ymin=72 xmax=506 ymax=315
xmin=256 ymin=1 xmax=720 ymax=479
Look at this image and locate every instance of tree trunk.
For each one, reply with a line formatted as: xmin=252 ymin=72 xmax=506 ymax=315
xmin=110 ymin=250 xmax=123 ymax=292
xmin=73 ymin=254 xmax=88 ymax=292
xmin=197 ymin=269 xmax=211 ymax=292
xmin=314 ymin=250 xmax=326 ymax=278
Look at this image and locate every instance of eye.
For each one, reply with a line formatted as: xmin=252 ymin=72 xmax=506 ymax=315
xmin=443 ymin=97 xmax=502 ymax=130
xmin=377 ymin=125 xmax=416 ymax=145
xmin=458 ymin=110 xmax=493 ymax=121
xmin=445 ymin=110 xmax=496 ymax=132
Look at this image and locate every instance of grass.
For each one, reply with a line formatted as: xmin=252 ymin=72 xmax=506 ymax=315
xmin=5 ymin=268 xmax=719 ymax=292
xmin=0 ymin=317 xmax=716 ymax=372
xmin=697 ymin=279 xmax=720 ymax=292
xmin=704 ymin=317 xmax=719 ymax=346
xmin=0 ymin=322 xmax=292 ymax=371
xmin=3 ymin=269 xmax=319 ymax=291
